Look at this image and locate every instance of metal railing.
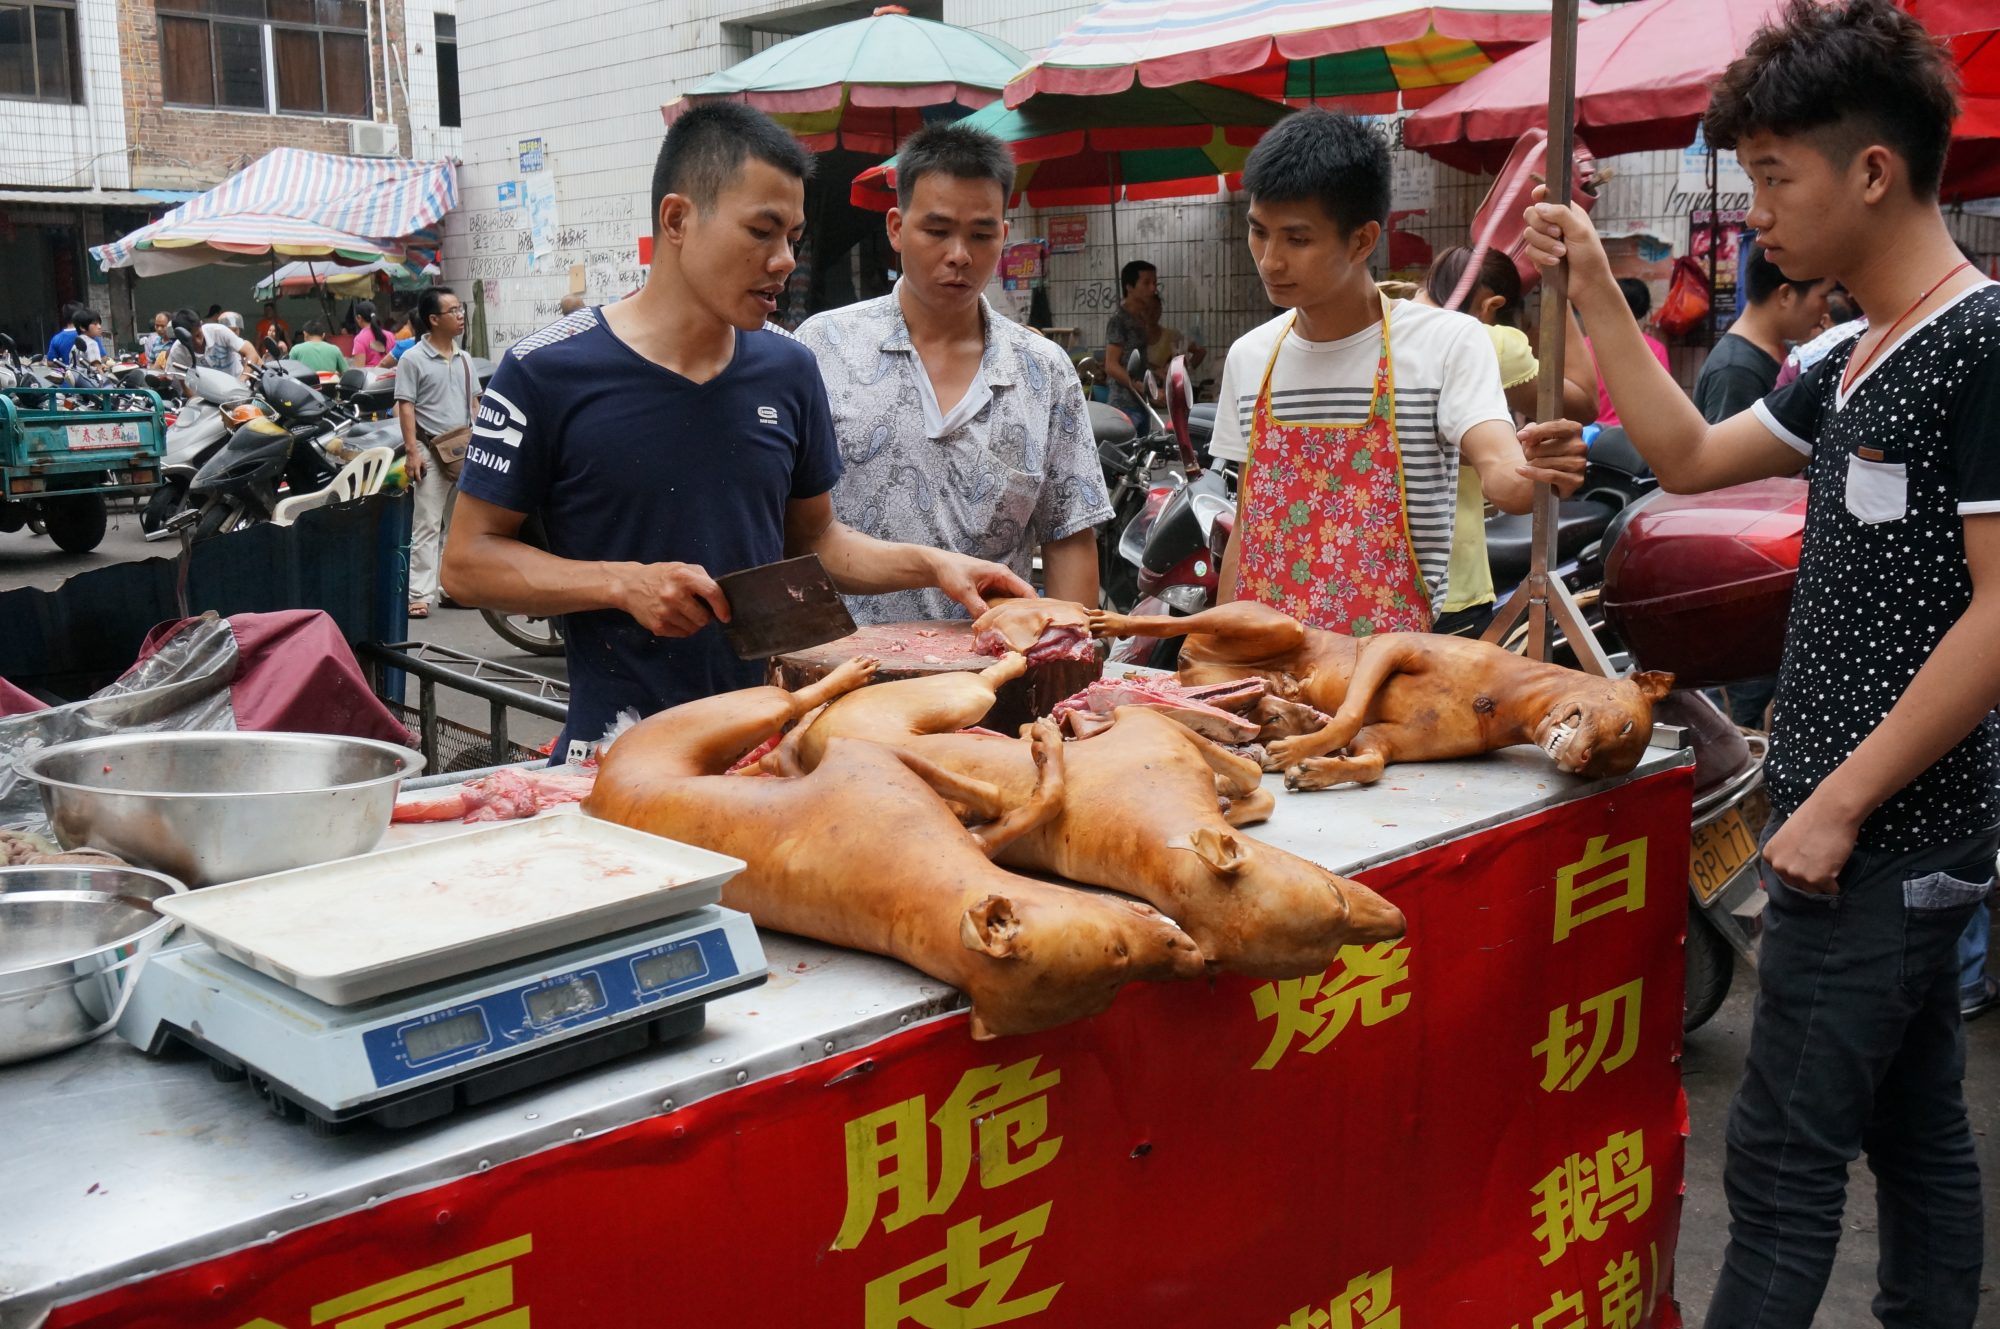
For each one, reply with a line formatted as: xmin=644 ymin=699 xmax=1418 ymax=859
xmin=361 ymin=640 xmax=568 ymax=772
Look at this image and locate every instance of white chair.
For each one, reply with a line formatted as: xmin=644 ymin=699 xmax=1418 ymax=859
xmin=272 ymin=446 xmax=396 ymax=526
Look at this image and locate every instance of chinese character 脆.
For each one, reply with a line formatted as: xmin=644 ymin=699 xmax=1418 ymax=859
xmin=837 ymin=1057 xmax=1063 ymax=1250
xmin=1534 ymin=978 xmax=1644 ymax=1092
xmin=1251 ymin=942 xmax=1412 ymax=1070
xmin=1552 ymin=835 xmax=1649 ymax=942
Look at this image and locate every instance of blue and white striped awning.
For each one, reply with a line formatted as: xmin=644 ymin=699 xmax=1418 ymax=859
xmin=93 ymin=148 xmax=457 ymax=277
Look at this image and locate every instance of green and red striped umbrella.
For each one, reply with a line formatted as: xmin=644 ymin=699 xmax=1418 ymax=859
xmin=849 ymin=82 xmax=1292 ymax=212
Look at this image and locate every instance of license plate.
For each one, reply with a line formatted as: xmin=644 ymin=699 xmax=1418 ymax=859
xmin=66 ymin=422 xmax=142 ymax=451
xmin=1691 ymin=806 xmax=1761 ymax=905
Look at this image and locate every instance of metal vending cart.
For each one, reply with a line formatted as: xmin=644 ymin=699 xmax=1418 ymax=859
xmin=5 ymin=739 xmax=1694 ymax=1329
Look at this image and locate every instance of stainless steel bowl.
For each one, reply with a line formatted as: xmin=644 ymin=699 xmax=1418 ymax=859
xmin=0 ymin=864 xmax=185 ymax=1065
xmin=15 ymin=732 xmax=425 ymax=887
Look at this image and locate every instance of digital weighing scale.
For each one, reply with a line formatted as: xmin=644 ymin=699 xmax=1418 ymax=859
xmin=119 ymin=904 xmax=768 ymax=1131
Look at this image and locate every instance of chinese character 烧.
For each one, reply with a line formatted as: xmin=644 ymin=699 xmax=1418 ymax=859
xmin=837 ymin=1057 xmax=1062 ymax=1250
xmin=1273 ymin=1267 xmax=1397 ymax=1329
xmin=1529 ymin=1129 xmax=1653 ymax=1265
xmin=1534 ymin=978 xmax=1644 ymax=1093
xmin=1552 ymin=835 xmax=1649 ymax=942
xmin=1250 ymin=942 xmax=1412 ymax=1071
xmin=862 ymin=1202 xmax=1063 ymax=1329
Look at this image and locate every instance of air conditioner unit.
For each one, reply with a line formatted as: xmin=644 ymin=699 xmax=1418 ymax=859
xmin=349 ymin=121 xmax=400 ymax=157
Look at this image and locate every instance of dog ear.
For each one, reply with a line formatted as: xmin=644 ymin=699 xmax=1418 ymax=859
xmin=1169 ymin=827 xmax=1250 ymax=876
xmin=1630 ymin=670 xmax=1674 ymax=703
xmin=960 ymin=894 xmax=1021 ymax=957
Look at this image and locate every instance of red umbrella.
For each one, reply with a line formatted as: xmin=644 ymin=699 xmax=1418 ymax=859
xmin=1407 ymin=0 xmax=2000 ymax=198
xmin=1403 ymin=0 xmax=1785 ymax=173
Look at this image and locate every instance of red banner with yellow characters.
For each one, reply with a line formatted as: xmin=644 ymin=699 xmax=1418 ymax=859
xmin=48 ymin=766 xmax=1694 ymax=1329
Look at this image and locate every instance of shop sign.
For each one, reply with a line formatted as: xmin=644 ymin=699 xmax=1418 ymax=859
xmin=46 ymin=772 xmax=1693 ymax=1329
xmin=1048 ymin=214 xmax=1088 ymax=254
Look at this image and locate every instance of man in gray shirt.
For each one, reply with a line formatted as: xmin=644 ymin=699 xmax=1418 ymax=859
xmin=395 ymin=287 xmax=475 ymax=617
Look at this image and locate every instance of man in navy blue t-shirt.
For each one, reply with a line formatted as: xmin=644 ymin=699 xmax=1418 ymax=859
xmin=444 ymin=105 xmax=1031 ymax=758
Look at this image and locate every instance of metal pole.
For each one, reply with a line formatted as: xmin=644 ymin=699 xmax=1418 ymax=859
xmin=1477 ymin=0 xmax=1614 ymax=675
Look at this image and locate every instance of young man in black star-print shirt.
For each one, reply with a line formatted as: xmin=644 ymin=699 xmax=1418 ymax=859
xmin=1524 ymin=1 xmax=2000 ymax=1323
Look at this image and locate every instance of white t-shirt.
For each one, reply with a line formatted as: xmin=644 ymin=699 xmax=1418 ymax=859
xmin=166 ymin=323 xmax=250 ymax=379
xmin=1210 ymin=300 xmax=1511 ymax=613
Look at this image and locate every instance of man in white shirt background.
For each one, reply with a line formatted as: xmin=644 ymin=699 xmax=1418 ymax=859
xmin=796 ymin=121 xmax=1113 ymax=622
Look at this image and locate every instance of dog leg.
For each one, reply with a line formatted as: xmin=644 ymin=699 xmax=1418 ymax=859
xmin=1265 ymin=635 xmax=1420 ymax=771
xmin=1284 ymin=728 xmax=1393 ymax=791
xmin=1087 ymin=601 xmax=1307 ymax=659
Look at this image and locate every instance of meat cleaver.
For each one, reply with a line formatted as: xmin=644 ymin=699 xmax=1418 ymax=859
xmin=715 ymin=554 xmax=856 ymax=660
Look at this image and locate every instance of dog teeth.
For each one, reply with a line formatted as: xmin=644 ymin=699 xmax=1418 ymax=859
xmin=1543 ymin=721 xmax=1577 ymax=760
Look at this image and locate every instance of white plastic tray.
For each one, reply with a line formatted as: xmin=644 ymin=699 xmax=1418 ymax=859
xmin=153 ymin=811 xmax=745 ymax=1006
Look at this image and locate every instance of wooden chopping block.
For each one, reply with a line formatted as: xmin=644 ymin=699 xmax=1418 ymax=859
xmin=769 ymin=620 xmax=1102 ymax=734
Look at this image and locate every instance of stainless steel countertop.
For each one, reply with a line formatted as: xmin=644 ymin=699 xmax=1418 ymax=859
xmin=1 ymin=742 xmax=1686 ymax=1326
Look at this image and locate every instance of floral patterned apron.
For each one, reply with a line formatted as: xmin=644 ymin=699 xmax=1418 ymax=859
xmin=1235 ymin=308 xmax=1432 ymax=636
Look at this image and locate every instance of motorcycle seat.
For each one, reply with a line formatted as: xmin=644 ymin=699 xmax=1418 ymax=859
xmin=1088 ymin=400 xmax=1136 ymax=445
xmin=1589 ymin=425 xmax=1650 ymax=478
xmin=1485 ymin=500 xmax=1618 ymax=588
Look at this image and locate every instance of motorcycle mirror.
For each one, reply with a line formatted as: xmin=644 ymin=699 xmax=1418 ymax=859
xmin=173 ymin=327 xmax=194 ymax=349
xmin=0 ymin=333 xmax=13 ymax=354
xmin=1124 ymin=347 xmax=1146 ymax=380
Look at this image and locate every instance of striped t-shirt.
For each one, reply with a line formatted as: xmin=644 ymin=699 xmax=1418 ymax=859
xmin=1209 ymin=301 xmax=1512 ymax=614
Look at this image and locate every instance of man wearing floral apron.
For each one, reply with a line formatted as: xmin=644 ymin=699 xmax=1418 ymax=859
xmin=1210 ymin=110 xmax=1589 ymax=636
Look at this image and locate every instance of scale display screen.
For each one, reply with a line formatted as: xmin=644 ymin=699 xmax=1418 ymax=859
xmin=634 ymin=945 xmax=706 ymax=991
xmin=403 ymin=1010 xmax=488 ymax=1062
xmin=525 ymin=973 xmax=606 ymax=1025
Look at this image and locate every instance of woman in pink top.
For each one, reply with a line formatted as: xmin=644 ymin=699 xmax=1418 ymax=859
xmin=350 ymin=299 xmax=394 ymax=368
xmin=1589 ymin=278 xmax=1670 ymax=427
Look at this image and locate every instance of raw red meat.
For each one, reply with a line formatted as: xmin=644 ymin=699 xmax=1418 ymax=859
xmin=391 ymin=767 xmax=598 ymax=824
xmin=1052 ymin=676 xmax=1266 ymax=744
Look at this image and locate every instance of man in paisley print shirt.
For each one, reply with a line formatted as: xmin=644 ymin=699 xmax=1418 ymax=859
xmin=797 ymin=123 xmax=1112 ymax=624
xmin=1525 ymin=2 xmax=2000 ymax=1323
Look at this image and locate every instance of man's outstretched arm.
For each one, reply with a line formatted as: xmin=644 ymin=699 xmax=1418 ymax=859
xmin=1523 ymin=188 xmax=1806 ymax=494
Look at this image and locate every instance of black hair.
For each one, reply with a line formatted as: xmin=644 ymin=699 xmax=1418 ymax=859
xmin=416 ymin=286 xmax=458 ymax=334
xmin=1742 ymin=240 xmax=1822 ymax=305
xmin=70 ymin=306 xmax=100 ymax=331
xmin=302 ymin=319 xmax=327 ymax=337
xmin=1422 ymin=247 xmax=1522 ymax=325
xmin=205 ymin=304 xmax=223 ymax=319
xmin=354 ymin=299 xmax=377 ymax=324
xmin=1616 ymin=277 xmax=1652 ymax=322
xmin=1120 ymin=260 xmax=1156 ymax=295
xmin=171 ymin=308 xmax=199 ymax=332
xmin=1705 ymin=0 xmax=1959 ymax=198
xmin=894 ymin=120 xmax=1014 ymax=211
xmin=1241 ymin=109 xmax=1392 ymax=236
xmin=651 ymin=102 xmax=813 ymax=225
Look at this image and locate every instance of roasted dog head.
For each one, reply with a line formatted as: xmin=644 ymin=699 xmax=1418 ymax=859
xmin=1534 ymin=669 xmax=1674 ymax=777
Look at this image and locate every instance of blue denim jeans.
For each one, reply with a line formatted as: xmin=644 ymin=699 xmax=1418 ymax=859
xmin=1959 ymin=906 xmax=1990 ymax=1000
xmin=1704 ymin=818 xmax=1999 ymax=1329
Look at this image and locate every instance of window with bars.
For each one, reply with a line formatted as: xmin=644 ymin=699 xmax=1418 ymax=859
xmin=158 ymin=0 xmax=370 ymax=118
xmin=434 ymin=11 xmax=456 ymax=129
xmin=0 ymin=0 xmax=79 ymax=103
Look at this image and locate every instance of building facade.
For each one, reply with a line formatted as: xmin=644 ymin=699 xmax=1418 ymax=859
xmin=447 ymin=1 xmax=1997 ymax=373
xmin=0 ymin=0 xmax=462 ymax=351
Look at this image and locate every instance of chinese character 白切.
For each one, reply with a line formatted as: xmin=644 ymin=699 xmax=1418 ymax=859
xmin=862 ymin=1202 xmax=1063 ymax=1329
xmin=1552 ymin=835 xmax=1649 ymax=942
xmin=836 ymin=1057 xmax=1062 ymax=1250
xmin=1250 ymin=942 xmax=1412 ymax=1070
xmin=306 ymin=1233 xmax=532 ymax=1328
xmin=1529 ymin=1129 xmax=1653 ymax=1265
xmin=1534 ymin=978 xmax=1644 ymax=1092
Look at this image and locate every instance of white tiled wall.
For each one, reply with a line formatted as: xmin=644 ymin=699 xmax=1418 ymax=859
xmin=451 ymin=0 xmax=2000 ymax=363
xmin=404 ymin=0 xmax=465 ymax=164
xmin=0 ymin=0 xmax=130 ymax=190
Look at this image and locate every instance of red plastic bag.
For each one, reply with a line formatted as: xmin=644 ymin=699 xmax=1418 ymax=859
xmin=1655 ymin=255 xmax=1713 ymax=338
